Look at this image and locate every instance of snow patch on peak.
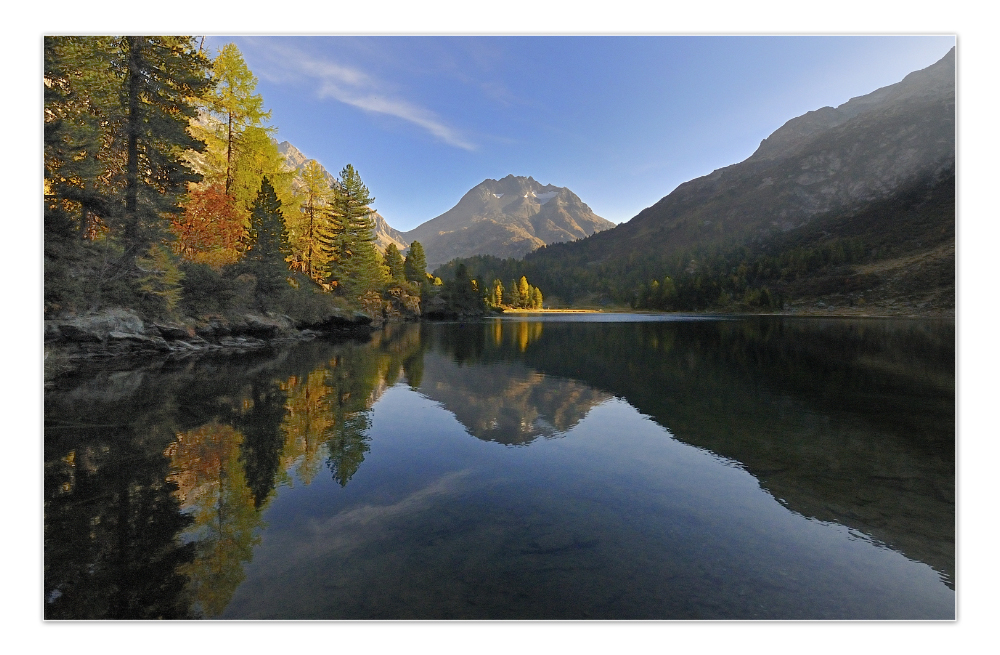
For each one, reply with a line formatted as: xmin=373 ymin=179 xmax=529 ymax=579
xmin=535 ymin=191 xmax=559 ymax=203
xmin=493 ymin=193 xmax=504 ymax=198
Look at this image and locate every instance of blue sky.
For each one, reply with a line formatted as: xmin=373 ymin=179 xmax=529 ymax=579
xmin=204 ymin=36 xmax=954 ymax=232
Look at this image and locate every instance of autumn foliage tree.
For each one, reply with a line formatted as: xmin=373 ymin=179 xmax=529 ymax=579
xmin=199 ymin=43 xmax=271 ymax=198
xmin=180 ymin=43 xmax=299 ymax=267
xmin=295 ymin=160 xmax=333 ymax=280
xmin=170 ymin=184 xmax=244 ymax=267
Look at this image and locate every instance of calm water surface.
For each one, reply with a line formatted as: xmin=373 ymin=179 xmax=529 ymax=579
xmin=44 ymin=315 xmax=955 ymax=619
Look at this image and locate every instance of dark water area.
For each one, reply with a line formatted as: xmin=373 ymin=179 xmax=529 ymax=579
xmin=43 ymin=315 xmax=955 ymax=619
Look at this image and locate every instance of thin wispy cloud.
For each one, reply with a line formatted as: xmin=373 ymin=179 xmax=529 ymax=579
xmin=249 ymin=41 xmax=476 ymax=151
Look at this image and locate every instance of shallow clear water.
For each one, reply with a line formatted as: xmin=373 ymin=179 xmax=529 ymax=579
xmin=44 ymin=315 xmax=955 ymax=619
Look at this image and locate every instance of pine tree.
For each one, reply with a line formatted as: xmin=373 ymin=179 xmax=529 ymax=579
xmin=507 ymin=278 xmax=520 ymax=308
xmin=403 ymin=241 xmax=427 ymax=284
xmin=44 ymin=36 xmax=120 ymax=243
xmin=116 ymin=37 xmax=212 ymax=267
xmin=531 ymin=286 xmax=543 ymax=309
xmin=444 ymin=263 xmax=484 ymax=314
xmin=318 ymin=165 xmax=384 ymax=299
xmin=243 ymin=176 xmax=291 ymax=299
xmin=383 ymin=243 xmax=405 ymax=283
xmin=44 ymin=37 xmax=211 ymax=313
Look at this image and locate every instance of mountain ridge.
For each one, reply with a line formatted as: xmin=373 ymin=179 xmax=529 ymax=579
xmin=508 ymin=47 xmax=954 ymax=311
xmin=598 ymin=46 xmax=955 ymax=258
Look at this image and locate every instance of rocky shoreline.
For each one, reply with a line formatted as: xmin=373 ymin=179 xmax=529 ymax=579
xmin=44 ymin=307 xmax=379 ymax=362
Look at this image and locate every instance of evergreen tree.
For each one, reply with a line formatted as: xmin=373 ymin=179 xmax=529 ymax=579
xmin=383 ymin=243 xmax=405 ymax=283
xmin=318 ymin=165 xmax=384 ymax=299
xmin=44 ymin=37 xmax=211 ymax=313
xmin=234 ymin=379 xmax=288 ymax=509
xmin=115 ymin=37 xmax=212 ymax=267
xmin=443 ymin=263 xmax=485 ymax=315
xmin=44 ymin=36 xmax=120 ymax=243
xmin=403 ymin=241 xmax=427 ymax=283
xmin=243 ymin=176 xmax=291 ymax=299
xmin=507 ymin=278 xmax=521 ymax=308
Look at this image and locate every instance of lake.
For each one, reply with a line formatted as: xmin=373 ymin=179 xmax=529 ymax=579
xmin=43 ymin=314 xmax=955 ymax=619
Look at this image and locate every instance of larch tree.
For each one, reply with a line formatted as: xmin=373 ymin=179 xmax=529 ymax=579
xmin=297 ymin=160 xmax=333 ymax=280
xmin=201 ymin=43 xmax=270 ymax=197
xmin=531 ymin=286 xmax=543 ymax=309
xmin=182 ymin=43 xmax=299 ymax=264
xmin=491 ymin=279 xmax=504 ymax=308
xmin=518 ymin=276 xmax=530 ymax=309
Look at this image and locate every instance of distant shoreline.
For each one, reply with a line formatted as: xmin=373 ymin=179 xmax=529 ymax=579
xmin=501 ymin=309 xmax=600 ymax=314
xmin=503 ymin=307 xmax=953 ymax=319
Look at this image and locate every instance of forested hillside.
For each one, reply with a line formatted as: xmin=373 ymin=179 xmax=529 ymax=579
xmin=437 ymin=49 xmax=955 ymax=315
xmin=44 ymin=37 xmax=435 ymax=332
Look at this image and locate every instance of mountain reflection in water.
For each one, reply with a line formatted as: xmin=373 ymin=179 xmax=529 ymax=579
xmin=44 ymin=316 xmax=954 ymax=619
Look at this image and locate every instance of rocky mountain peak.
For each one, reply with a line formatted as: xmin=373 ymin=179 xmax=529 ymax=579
xmin=403 ymin=175 xmax=613 ymax=269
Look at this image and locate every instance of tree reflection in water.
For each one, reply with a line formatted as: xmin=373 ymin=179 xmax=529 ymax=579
xmin=44 ymin=316 xmax=954 ymax=618
xmin=44 ymin=324 xmax=424 ymax=618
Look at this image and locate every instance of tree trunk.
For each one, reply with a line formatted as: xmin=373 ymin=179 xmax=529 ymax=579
xmin=121 ymin=36 xmax=142 ymax=269
xmin=307 ymin=205 xmax=314 ymax=279
xmin=124 ymin=36 xmax=142 ymax=259
xmin=226 ymin=110 xmax=233 ymax=196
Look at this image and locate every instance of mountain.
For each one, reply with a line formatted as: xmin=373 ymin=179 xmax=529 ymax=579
xmin=416 ymin=350 xmax=611 ymax=446
xmin=403 ymin=175 xmax=615 ymax=269
xmin=277 ymin=141 xmax=409 ymax=253
xmin=546 ymin=48 xmax=953 ymax=262
xmin=516 ymin=47 xmax=955 ymax=312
